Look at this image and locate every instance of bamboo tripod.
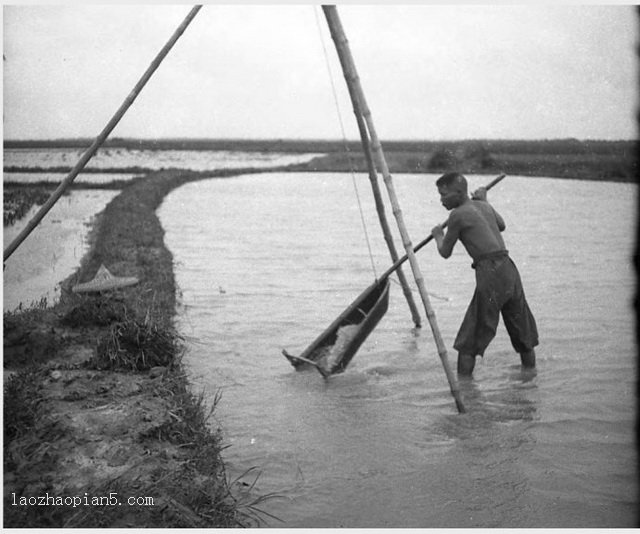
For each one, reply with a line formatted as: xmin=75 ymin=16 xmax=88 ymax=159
xmin=322 ymin=5 xmax=465 ymax=413
xmin=3 ymin=6 xmax=202 ymax=263
xmin=350 ymin=88 xmax=422 ymax=328
xmin=315 ymin=7 xmax=421 ymax=328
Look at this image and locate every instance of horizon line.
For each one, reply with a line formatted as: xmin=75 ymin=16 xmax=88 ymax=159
xmin=3 ymin=136 xmax=637 ymax=144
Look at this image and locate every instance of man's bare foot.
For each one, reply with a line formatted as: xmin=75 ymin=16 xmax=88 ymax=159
xmin=520 ymin=348 xmax=536 ymax=368
xmin=457 ymin=353 xmax=476 ymax=376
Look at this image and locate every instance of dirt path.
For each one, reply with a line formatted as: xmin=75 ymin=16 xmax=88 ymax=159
xmin=3 ymin=168 xmax=282 ymax=528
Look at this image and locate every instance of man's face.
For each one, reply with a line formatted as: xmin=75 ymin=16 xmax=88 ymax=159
xmin=437 ymin=185 xmax=461 ymax=210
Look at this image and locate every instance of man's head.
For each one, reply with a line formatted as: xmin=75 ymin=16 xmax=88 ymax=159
xmin=435 ymin=172 xmax=468 ymax=210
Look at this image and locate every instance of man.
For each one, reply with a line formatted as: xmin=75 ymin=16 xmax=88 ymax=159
xmin=430 ymin=172 xmax=538 ymax=377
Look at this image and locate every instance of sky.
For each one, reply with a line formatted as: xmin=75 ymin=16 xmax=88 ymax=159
xmin=2 ymin=3 xmax=638 ymax=141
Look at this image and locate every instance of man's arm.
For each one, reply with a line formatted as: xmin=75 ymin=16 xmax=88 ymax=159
xmin=494 ymin=208 xmax=506 ymax=232
xmin=472 ymin=187 xmax=506 ymax=232
xmin=432 ymin=212 xmax=462 ymax=259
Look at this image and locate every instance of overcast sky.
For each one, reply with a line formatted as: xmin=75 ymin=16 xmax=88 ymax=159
xmin=3 ymin=4 xmax=637 ymax=141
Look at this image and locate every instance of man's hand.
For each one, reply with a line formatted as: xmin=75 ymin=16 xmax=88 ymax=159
xmin=471 ymin=186 xmax=487 ymax=201
xmin=431 ymin=224 xmax=451 ymax=258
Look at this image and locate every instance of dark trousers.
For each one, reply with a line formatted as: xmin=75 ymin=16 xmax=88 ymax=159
xmin=454 ymin=253 xmax=538 ymax=357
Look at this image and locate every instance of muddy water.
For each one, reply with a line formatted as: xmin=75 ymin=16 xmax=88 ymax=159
xmin=161 ymin=173 xmax=636 ymax=528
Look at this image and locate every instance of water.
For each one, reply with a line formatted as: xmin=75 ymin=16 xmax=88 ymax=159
xmin=3 ymin=147 xmax=321 ymax=184
xmin=2 ymin=149 xmax=318 ymax=309
xmin=3 ymin=190 xmax=118 ymax=311
xmin=159 ymin=172 xmax=637 ymax=528
xmin=4 ymin=172 xmax=138 ymax=185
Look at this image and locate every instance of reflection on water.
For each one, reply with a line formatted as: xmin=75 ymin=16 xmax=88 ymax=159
xmin=159 ymin=172 xmax=637 ymax=528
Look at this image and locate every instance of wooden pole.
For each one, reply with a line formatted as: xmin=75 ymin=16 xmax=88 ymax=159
xmin=322 ymin=5 xmax=465 ymax=413
xmin=316 ymin=5 xmax=420 ymax=327
xmin=3 ymin=5 xmax=202 ymax=262
xmin=351 ymin=93 xmax=422 ymax=328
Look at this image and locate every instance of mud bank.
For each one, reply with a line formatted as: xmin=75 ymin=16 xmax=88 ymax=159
xmin=3 ymin=168 xmax=285 ymax=528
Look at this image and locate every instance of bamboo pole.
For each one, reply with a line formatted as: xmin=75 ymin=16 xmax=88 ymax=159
xmin=3 ymin=5 xmax=202 ymax=262
xmin=351 ymin=92 xmax=422 ymax=327
xmin=322 ymin=5 xmax=465 ymax=413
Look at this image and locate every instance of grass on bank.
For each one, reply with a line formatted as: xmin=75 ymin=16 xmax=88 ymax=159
xmin=93 ymin=316 xmax=179 ymax=371
xmin=4 ymin=293 xmax=279 ymax=527
xmin=3 ymin=168 xmax=285 ymax=528
xmin=3 ymin=169 xmax=298 ymax=528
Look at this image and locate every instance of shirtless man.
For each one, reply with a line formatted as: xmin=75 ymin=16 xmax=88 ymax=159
xmin=430 ymin=172 xmax=538 ymax=376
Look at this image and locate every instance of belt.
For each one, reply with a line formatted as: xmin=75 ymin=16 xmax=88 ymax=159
xmin=471 ymin=250 xmax=509 ymax=269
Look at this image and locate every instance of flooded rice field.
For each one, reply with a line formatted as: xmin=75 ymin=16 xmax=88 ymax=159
xmin=4 ymin=172 xmax=138 ymax=185
xmin=3 ymin=147 xmax=321 ymax=180
xmin=3 ymin=190 xmax=118 ymax=311
xmin=4 ymin=152 xmax=637 ymax=527
xmin=2 ymin=149 xmax=318 ymax=310
xmin=159 ymin=172 xmax=637 ymax=528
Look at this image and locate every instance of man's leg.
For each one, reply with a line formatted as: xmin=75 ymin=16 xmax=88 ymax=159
xmin=519 ymin=348 xmax=536 ymax=369
xmin=454 ymin=268 xmax=501 ymax=378
xmin=502 ymin=262 xmax=539 ymax=370
xmin=457 ymin=353 xmax=476 ymax=376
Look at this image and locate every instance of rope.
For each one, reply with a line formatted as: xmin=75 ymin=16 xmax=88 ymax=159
xmin=313 ymin=6 xmax=377 ymax=279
